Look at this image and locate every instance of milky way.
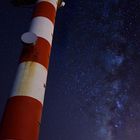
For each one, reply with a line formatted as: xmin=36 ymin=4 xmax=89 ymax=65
xmin=46 ymin=0 xmax=140 ymax=140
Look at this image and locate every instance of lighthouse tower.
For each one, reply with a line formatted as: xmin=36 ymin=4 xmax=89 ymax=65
xmin=0 ymin=0 xmax=65 ymax=140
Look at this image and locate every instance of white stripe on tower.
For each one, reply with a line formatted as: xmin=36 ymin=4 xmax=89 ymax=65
xmin=37 ymin=0 xmax=58 ymax=10
xmin=30 ymin=17 xmax=54 ymax=45
xmin=11 ymin=62 xmax=48 ymax=105
xmin=0 ymin=0 xmax=59 ymax=140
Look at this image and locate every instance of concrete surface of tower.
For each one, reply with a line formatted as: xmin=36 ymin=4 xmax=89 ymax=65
xmin=0 ymin=0 xmax=65 ymax=139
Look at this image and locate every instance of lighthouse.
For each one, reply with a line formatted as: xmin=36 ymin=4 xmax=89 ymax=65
xmin=0 ymin=0 xmax=65 ymax=139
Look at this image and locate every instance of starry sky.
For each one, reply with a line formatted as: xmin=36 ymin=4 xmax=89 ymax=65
xmin=0 ymin=0 xmax=140 ymax=140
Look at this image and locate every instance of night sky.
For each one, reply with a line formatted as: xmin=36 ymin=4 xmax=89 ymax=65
xmin=0 ymin=0 xmax=140 ymax=140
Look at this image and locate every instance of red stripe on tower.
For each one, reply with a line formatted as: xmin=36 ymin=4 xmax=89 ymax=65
xmin=20 ymin=37 xmax=51 ymax=69
xmin=0 ymin=0 xmax=63 ymax=140
xmin=32 ymin=1 xmax=56 ymax=24
xmin=0 ymin=96 xmax=42 ymax=140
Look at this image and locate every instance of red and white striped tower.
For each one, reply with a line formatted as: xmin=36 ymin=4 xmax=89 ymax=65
xmin=0 ymin=0 xmax=65 ymax=140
